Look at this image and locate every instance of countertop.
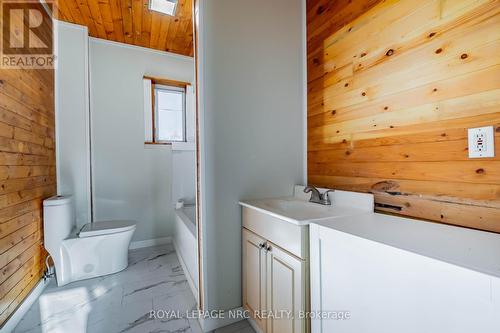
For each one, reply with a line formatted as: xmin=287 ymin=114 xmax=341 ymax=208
xmin=313 ymin=212 xmax=500 ymax=279
xmin=239 ymin=197 xmax=369 ymax=226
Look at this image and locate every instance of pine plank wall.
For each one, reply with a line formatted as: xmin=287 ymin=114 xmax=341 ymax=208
xmin=0 ymin=3 xmax=56 ymax=325
xmin=307 ymin=0 xmax=500 ymax=232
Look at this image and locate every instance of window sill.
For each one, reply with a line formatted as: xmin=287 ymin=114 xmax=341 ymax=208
xmin=144 ymin=142 xmax=172 ymax=150
xmin=144 ymin=142 xmax=172 ymax=145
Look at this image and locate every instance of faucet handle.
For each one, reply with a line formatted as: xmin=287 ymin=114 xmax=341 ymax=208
xmin=303 ymin=185 xmax=315 ymax=193
xmin=321 ymin=189 xmax=334 ymax=204
xmin=322 ymin=189 xmax=334 ymax=198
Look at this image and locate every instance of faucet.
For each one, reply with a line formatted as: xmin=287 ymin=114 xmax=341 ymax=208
xmin=304 ymin=186 xmax=333 ymax=205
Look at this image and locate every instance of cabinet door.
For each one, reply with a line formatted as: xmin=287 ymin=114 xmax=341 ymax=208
xmin=266 ymin=242 xmax=306 ymax=333
xmin=242 ymin=228 xmax=267 ymax=331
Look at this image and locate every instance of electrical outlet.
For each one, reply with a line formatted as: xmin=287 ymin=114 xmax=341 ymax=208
xmin=468 ymin=126 xmax=495 ymax=158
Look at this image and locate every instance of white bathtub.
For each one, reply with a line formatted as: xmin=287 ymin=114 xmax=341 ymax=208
xmin=174 ymin=205 xmax=198 ymax=300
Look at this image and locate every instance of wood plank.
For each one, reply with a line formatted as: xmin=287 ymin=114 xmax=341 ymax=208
xmin=0 ymin=92 xmax=52 ymax=129
xmin=143 ymin=75 xmax=190 ymax=87
xmin=98 ymin=0 xmax=116 ymax=39
xmin=0 ymin=166 xmax=55 ymax=181
xmin=0 ymin=136 xmax=53 ymax=157
xmin=308 ymin=161 xmax=500 ymax=185
xmin=309 ymin=89 xmax=500 ymax=140
xmin=0 ymin=152 xmax=54 ymax=166
xmin=149 ymin=9 xmax=162 ymax=49
xmin=0 ymin=76 xmax=52 ymax=116
xmin=141 ymin=0 xmax=153 ymax=47
xmin=307 ymin=0 xmax=384 ymax=55
xmin=0 ymin=242 xmax=39 ymax=285
xmin=309 ymin=37 xmax=500 ymax=115
xmin=131 ymin=0 xmax=143 ymax=45
xmin=109 ymin=0 xmax=125 ymax=43
xmin=308 ymin=65 xmax=500 ymax=128
xmin=0 ymin=258 xmax=42 ymax=316
xmin=308 ymin=139 xmax=499 ymax=163
xmin=0 ymin=251 xmax=41 ymax=300
xmin=0 ymin=212 xmax=39 ymax=242
xmin=308 ymin=175 xmax=500 ymax=208
xmin=0 ymin=223 xmax=39 ymax=255
xmin=308 ymin=116 xmax=500 ymax=150
xmin=0 ymin=184 xmax=56 ymax=209
xmin=374 ymin=193 xmax=500 ymax=233
xmin=309 ymin=113 xmax=500 ymax=147
xmin=0 ymin=108 xmax=33 ymax=134
xmin=0 ymin=231 xmax=40 ymax=268
xmin=0 ymin=175 xmax=55 ymax=195
xmin=309 ymin=0 xmax=496 ymax=79
xmin=87 ymin=0 xmax=108 ymax=39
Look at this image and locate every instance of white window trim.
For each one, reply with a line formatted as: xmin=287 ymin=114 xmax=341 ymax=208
xmin=154 ymin=84 xmax=187 ymax=143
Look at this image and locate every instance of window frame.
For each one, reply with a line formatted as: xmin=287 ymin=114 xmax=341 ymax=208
xmin=152 ymin=84 xmax=187 ymax=143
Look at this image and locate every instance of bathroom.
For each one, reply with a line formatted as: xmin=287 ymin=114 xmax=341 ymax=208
xmin=0 ymin=0 xmax=499 ymax=333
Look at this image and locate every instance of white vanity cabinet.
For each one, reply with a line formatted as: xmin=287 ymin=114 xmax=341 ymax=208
xmin=242 ymin=207 xmax=309 ymax=333
xmin=309 ymin=215 xmax=500 ymax=333
xmin=240 ymin=187 xmax=374 ymax=333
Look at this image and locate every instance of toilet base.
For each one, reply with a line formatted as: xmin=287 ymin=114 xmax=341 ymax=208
xmin=53 ymin=228 xmax=135 ymax=286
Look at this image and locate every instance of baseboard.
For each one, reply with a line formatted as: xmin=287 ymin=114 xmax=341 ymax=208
xmin=0 ymin=277 xmax=53 ymax=333
xmin=129 ymin=236 xmax=172 ymax=250
xmin=198 ymin=307 xmax=245 ymax=332
xmin=172 ymin=239 xmax=199 ymax=304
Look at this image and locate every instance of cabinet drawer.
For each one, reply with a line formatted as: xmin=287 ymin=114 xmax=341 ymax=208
xmin=242 ymin=207 xmax=309 ymax=260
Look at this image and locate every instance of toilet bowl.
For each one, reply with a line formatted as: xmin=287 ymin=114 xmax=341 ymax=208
xmin=43 ymin=195 xmax=136 ymax=286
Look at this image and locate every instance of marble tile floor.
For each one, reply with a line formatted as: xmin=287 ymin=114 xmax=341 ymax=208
xmin=13 ymin=244 xmax=254 ymax=333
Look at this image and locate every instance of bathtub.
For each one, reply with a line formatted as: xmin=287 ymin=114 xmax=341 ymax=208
xmin=173 ymin=205 xmax=198 ymax=300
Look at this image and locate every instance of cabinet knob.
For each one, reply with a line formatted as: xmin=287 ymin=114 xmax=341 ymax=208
xmin=259 ymin=242 xmax=266 ymax=249
xmin=266 ymin=245 xmax=272 ymax=252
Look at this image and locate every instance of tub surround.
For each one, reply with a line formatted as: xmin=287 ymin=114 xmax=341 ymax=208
xmin=173 ymin=205 xmax=199 ymax=301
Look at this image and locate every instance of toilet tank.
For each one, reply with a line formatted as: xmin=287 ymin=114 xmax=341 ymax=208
xmin=43 ymin=195 xmax=75 ymax=252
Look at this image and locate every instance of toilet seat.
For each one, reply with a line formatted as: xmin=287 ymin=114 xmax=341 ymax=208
xmin=79 ymin=220 xmax=136 ymax=238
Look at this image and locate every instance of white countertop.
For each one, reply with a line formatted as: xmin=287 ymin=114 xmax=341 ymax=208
xmin=239 ymin=186 xmax=374 ymax=226
xmin=313 ymin=212 xmax=500 ymax=279
xmin=239 ymin=197 xmax=369 ymax=226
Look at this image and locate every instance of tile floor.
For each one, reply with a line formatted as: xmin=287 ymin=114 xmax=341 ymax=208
xmin=13 ymin=244 xmax=254 ymax=333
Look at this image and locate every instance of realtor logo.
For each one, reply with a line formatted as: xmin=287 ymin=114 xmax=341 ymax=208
xmin=1 ymin=0 xmax=55 ymax=69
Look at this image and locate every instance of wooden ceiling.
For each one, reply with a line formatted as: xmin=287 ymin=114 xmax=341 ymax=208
xmin=55 ymin=0 xmax=194 ymax=57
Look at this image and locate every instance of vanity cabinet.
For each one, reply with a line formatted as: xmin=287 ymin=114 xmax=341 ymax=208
xmin=242 ymin=229 xmax=267 ymax=330
xmin=242 ymin=207 xmax=309 ymax=333
xmin=265 ymin=239 xmax=305 ymax=333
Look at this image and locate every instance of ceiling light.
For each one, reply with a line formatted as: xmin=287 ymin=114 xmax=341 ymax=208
xmin=148 ymin=0 xmax=178 ymax=16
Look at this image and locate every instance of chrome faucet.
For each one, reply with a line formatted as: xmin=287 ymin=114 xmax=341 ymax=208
xmin=304 ymin=186 xmax=333 ymax=205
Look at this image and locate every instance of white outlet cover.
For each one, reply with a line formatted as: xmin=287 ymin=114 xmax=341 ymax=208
xmin=468 ymin=126 xmax=495 ymax=158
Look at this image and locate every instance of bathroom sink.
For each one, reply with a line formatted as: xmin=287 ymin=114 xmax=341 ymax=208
xmin=239 ymin=196 xmax=370 ymax=226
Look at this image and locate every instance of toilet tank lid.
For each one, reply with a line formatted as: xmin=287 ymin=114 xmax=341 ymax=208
xmin=79 ymin=220 xmax=136 ymax=238
xmin=44 ymin=195 xmax=73 ymax=206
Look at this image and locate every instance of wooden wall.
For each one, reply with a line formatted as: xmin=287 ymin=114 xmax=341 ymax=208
xmin=307 ymin=0 xmax=500 ymax=232
xmin=0 ymin=4 xmax=56 ymax=326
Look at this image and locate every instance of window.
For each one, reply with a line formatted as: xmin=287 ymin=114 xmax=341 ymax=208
xmin=154 ymin=85 xmax=186 ymax=142
xmin=143 ymin=76 xmax=192 ymax=145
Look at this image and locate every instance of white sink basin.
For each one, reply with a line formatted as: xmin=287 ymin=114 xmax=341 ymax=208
xmin=239 ymin=196 xmax=370 ymax=226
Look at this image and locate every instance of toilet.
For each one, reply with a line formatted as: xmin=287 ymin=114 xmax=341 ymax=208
xmin=43 ymin=195 xmax=136 ymax=286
